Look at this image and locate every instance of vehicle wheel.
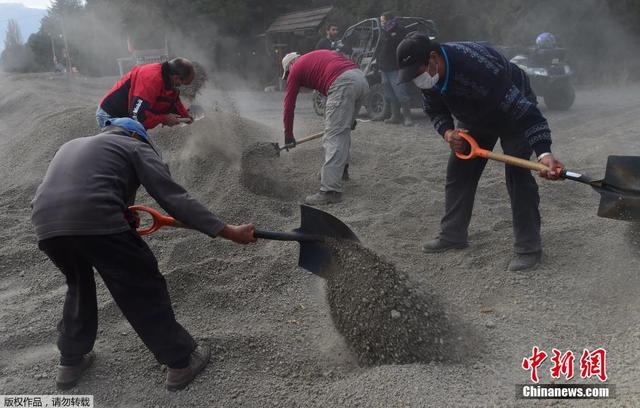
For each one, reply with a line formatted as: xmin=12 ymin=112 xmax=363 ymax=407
xmin=313 ymin=91 xmax=326 ymax=117
xmin=366 ymin=84 xmax=387 ymax=121
xmin=544 ymin=82 xmax=575 ymax=110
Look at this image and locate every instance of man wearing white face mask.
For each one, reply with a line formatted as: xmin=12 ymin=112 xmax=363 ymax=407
xmin=397 ymin=32 xmax=565 ymax=271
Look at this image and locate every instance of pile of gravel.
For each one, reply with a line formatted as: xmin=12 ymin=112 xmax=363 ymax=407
xmin=240 ymin=142 xmax=298 ymax=200
xmin=325 ymin=239 xmax=449 ymax=366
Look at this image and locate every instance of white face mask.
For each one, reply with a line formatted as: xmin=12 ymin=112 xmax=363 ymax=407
xmin=413 ymin=61 xmax=439 ymax=89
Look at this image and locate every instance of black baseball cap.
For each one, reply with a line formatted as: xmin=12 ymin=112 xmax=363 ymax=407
xmin=397 ymin=32 xmax=432 ymax=83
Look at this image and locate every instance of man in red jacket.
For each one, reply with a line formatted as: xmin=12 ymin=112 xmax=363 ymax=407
xmin=97 ymin=58 xmax=195 ymax=130
xmin=282 ymin=50 xmax=369 ymax=205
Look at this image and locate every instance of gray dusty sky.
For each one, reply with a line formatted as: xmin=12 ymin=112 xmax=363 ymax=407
xmin=0 ymin=0 xmax=50 ymax=9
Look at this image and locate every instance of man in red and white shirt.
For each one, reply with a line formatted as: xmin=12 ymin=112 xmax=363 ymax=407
xmin=97 ymin=58 xmax=194 ymax=130
xmin=282 ymin=50 xmax=369 ymax=205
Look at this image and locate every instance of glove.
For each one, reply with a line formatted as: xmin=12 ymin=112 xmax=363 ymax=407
xmin=124 ymin=209 xmax=141 ymax=230
xmin=285 ymin=137 xmax=296 ymax=148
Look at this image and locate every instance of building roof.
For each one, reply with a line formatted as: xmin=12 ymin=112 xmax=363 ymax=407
xmin=266 ymin=6 xmax=333 ymax=33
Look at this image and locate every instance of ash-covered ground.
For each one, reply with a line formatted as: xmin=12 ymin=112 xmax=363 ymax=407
xmin=1 ymin=73 xmax=639 ymax=406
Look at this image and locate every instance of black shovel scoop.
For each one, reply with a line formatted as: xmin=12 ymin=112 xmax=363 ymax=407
xmin=456 ymin=132 xmax=640 ymax=221
xmin=129 ymin=204 xmax=360 ymax=276
xmin=563 ymin=156 xmax=640 ymax=220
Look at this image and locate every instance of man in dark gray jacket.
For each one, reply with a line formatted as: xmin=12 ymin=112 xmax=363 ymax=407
xmin=31 ymin=118 xmax=256 ymax=391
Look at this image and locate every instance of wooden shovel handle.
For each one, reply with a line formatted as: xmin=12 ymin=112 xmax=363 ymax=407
xmin=456 ymin=132 xmax=551 ymax=172
xmin=485 ymin=151 xmax=550 ymax=172
xmin=296 ymin=131 xmax=325 ymax=144
xmin=280 ymin=131 xmax=324 ymax=151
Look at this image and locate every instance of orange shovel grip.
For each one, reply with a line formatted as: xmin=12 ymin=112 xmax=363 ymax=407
xmin=453 ymin=132 xmax=551 ymax=173
xmin=129 ymin=205 xmax=180 ymax=236
xmin=454 ymin=132 xmax=490 ymax=160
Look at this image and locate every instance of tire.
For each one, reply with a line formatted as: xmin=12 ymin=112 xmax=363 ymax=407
xmin=543 ymin=82 xmax=575 ymax=110
xmin=312 ymin=91 xmax=326 ymax=117
xmin=366 ymin=84 xmax=386 ymax=121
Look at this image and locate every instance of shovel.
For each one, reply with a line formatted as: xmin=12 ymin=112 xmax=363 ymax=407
xmin=455 ymin=132 xmax=640 ymax=221
xmin=177 ymin=104 xmax=206 ymax=124
xmin=270 ymin=131 xmax=324 ymax=156
xmin=128 ymin=204 xmax=360 ymax=276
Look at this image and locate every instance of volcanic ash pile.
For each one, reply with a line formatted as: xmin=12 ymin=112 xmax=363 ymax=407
xmin=240 ymin=142 xmax=298 ymax=200
xmin=325 ymin=240 xmax=448 ymax=366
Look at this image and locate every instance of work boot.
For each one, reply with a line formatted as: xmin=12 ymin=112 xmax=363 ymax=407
xmin=56 ymin=351 xmax=95 ymax=390
xmin=384 ymin=102 xmax=402 ymax=124
xmin=372 ymin=101 xmax=391 ymax=122
xmin=401 ymin=103 xmax=414 ymax=127
xmin=422 ymin=238 xmax=469 ymax=254
xmin=305 ymin=191 xmax=343 ymax=205
xmin=166 ymin=345 xmax=211 ymax=392
xmin=508 ymin=251 xmax=542 ymax=272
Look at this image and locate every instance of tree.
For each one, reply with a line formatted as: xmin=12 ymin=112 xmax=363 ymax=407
xmin=1 ymin=19 xmax=34 ymax=72
xmin=4 ymin=19 xmax=23 ymax=49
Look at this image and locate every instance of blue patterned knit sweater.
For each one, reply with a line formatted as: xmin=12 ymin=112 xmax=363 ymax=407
xmin=422 ymin=42 xmax=552 ymax=155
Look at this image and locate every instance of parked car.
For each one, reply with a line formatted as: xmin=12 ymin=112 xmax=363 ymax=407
xmin=496 ymin=44 xmax=575 ymax=111
xmin=510 ymin=47 xmax=575 ymax=110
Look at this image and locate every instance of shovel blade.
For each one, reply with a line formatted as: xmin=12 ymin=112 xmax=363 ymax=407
xmin=596 ymin=156 xmax=640 ymax=221
xmin=295 ymin=205 xmax=359 ymax=276
xmin=188 ymin=104 xmax=205 ymax=121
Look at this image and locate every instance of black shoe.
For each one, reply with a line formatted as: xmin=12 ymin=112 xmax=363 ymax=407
xmin=508 ymin=251 xmax=542 ymax=271
xmin=166 ymin=345 xmax=211 ymax=391
xmin=422 ymin=238 xmax=469 ymax=254
xmin=56 ymin=351 xmax=95 ymax=390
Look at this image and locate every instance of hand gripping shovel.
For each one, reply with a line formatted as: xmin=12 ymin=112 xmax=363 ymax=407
xmin=129 ymin=204 xmax=360 ymax=276
xmin=177 ymin=104 xmax=206 ymax=124
xmin=455 ymin=132 xmax=640 ymax=221
xmin=271 ymin=131 xmax=324 ymax=156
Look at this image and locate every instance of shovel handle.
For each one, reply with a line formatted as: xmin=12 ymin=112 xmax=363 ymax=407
xmin=281 ymin=131 xmax=324 ymax=150
xmin=129 ymin=206 xmax=321 ymax=242
xmin=455 ymin=132 xmax=551 ymax=172
xmin=254 ymin=229 xmax=322 ymax=242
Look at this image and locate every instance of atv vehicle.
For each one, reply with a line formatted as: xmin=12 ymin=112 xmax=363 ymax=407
xmin=312 ymin=17 xmax=438 ymax=118
xmin=509 ymin=47 xmax=575 ymax=110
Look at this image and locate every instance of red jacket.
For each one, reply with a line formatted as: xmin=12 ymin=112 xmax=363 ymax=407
xmin=99 ymin=62 xmax=189 ymax=129
xmin=283 ymin=50 xmax=358 ymax=141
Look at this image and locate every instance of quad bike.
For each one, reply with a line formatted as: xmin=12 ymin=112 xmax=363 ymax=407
xmin=312 ymin=17 xmax=438 ymax=119
xmin=509 ymin=47 xmax=575 ymax=111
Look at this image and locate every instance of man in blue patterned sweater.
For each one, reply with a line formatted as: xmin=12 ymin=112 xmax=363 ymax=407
xmin=397 ymin=32 xmax=565 ymax=271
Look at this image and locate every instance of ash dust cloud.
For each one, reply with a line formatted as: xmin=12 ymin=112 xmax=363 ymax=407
xmin=3 ymin=0 xmax=640 ymax=406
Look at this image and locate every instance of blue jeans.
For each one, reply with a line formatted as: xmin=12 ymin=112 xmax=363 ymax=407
xmin=95 ymin=107 xmax=116 ymax=128
xmin=381 ymin=70 xmax=411 ymax=104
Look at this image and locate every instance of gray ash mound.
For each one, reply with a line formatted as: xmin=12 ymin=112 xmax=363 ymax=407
xmin=149 ymin=109 xmax=301 ymax=202
xmin=240 ymin=142 xmax=300 ymax=201
xmin=325 ymin=239 xmax=451 ymax=366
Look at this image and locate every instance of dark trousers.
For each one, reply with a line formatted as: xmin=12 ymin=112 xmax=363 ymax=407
xmin=38 ymin=231 xmax=195 ymax=368
xmin=439 ymin=125 xmax=542 ymax=254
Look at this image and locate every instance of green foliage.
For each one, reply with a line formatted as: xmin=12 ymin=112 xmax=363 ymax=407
xmin=1 ymin=19 xmax=36 ymax=72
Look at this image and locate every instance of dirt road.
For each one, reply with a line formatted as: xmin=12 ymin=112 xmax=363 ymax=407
xmin=1 ymin=72 xmax=638 ymax=406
